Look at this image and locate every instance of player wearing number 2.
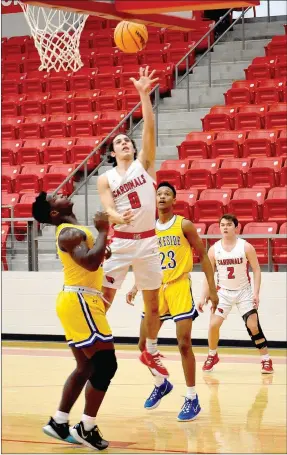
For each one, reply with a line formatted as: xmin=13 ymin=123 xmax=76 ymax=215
xmin=198 ymin=214 xmax=274 ymax=374
xmin=126 ymin=182 xmax=219 ymax=421
xmin=98 ymin=67 xmax=168 ymax=377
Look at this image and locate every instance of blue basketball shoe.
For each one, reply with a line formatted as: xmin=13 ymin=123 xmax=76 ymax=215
xmin=177 ymin=395 xmax=201 ymax=422
xmin=144 ymin=379 xmax=173 ymax=410
xmin=43 ymin=417 xmax=80 ymax=444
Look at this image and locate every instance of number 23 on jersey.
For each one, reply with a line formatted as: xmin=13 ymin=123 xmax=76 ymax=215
xmin=160 ymin=250 xmax=177 ymax=270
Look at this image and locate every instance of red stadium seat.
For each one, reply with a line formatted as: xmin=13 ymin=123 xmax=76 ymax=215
xmin=254 ymin=79 xmax=285 ymax=104
xmin=178 ymin=132 xmax=215 ymax=160
xmin=211 ymin=131 xmax=246 ymax=159
xmin=221 ymin=158 xmax=251 ymax=176
xmin=265 ymin=104 xmax=287 ymax=129
xmin=228 ymin=187 xmax=267 ymax=225
xmin=235 ymin=105 xmax=266 ymax=130
xmin=2 ymin=166 xmax=21 ymax=193
xmin=2 ymin=117 xmax=25 ymax=140
xmin=243 ymin=130 xmax=279 ymax=158
xmin=16 ymin=146 xmax=42 ymax=165
xmin=247 ymin=167 xmax=276 ymax=190
xmin=70 ymin=144 xmax=101 ymax=170
xmin=244 ymin=61 xmax=275 ymax=80
xmin=13 ymin=202 xmax=34 ymax=241
xmin=166 ymin=42 xmax=195 ymax=72
xmin=231 ymin=80 xmax=258 ymax=103
xmin=43 ymin=170 xmax=74 ymax=195
xmin=160 ymin=160 xmax=190 ymax=174
xmin=265 ymin=37 xmax=287 ymax=57
xmin=15 ymin=164 xmax=48 ymax=194
xmin=46 ymin=74 xmax=70 ymax=93
xmin=202 ymin=106 xmax=238 ymax=131
xmin=192 ymin=223 xmax=207 ymax=263
xmin=96 ymin=111 xmax=128 ymax=135
xmin=184 ymin=159 xmax=220 ymax=190
xmin=43 ymin=146 xmax=69 ymax=165
xmin=2 ymin=140 xmax=23 ymax=165
xmin=243 ymin=222 xmax=278 ymax=265
xmin=45 ymin=92 xmax=74 ymax=115
xmin=193 ymin=189 xmax=232 ymax=226
xmin=272 ymin=223 xmax=287 ymax=267
xmin=275 ymin=59 xmax=287 ymax=78
xmin=95 ymin=89 xmax=125 ymax=112
xmin=176 ymin=189 xmax=199 ymax=219
xmin=156 ymin=170 xmax=182 ymax=190
xmin=224 ymin=87 xmax=252 ymax=105
xmin=263 ymin=187 xmax=287 ymax=225
xmin=276 ymin=129 xmax=287 ymax=157
xmin=1 ymin=193 xmax=20 ymax=219
xmin=252 ymin=157 xmax=283 ymax=185
xmin=173 ymin=201 xmax=190 ymax=219
xmin=215 ymin=167 xmax=245 ymax=190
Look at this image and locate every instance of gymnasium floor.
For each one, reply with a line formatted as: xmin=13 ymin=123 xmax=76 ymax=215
xmin=2 ymin=342 xmax=286 ymax=454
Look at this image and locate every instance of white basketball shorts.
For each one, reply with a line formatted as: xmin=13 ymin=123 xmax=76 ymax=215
xmin=215 ymin=285 xmax=254 ymax=320
xmin=103 ymin=235 xmax=162 ymax=291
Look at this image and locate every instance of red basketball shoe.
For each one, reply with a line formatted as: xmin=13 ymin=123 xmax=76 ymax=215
xmin=202 ymin=353 xmax=220 ymax=372
xmin=140 ymin=351 xmax=169 ymax=378
xmin=261 ymin=359 xmax=274 ymax=374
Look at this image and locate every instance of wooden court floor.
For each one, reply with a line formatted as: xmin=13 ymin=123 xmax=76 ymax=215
xmin=2 ymin=342 xmax=287 ymax=454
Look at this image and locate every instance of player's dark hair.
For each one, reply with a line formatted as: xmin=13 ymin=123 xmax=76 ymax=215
xmin=219 ymin=214 xmax=239 ymax=228
xmin=157 ymin=181 xmax=176 ymax=198
xmin=32 ymin=192 xmax=52 ymax=224
xmin=107 ymin=134 xmax=138 ymax=167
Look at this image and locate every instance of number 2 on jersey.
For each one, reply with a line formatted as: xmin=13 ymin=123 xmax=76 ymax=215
xmin=128 ymin=191 xmax=141 ymax=209
xmin=227 ymin=266 xmax=235 ymax=279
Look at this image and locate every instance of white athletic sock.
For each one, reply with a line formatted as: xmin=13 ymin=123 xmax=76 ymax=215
xmin=155 ymin=376 xmax=165 ymax=387
xmin=209 ymin=349 xmax=217 ymax=356
xmin=261 ymin=353 xmax=270 ymax=361
xmin=81 ymin=414 xmax=95 ymax=431
xmin=53 ymin=410 xmax=69 ymax=424
xmin=186 ymin=386 xmax=197 ymax=400
xmin=146 ymin=338 xmax=158 ymax=355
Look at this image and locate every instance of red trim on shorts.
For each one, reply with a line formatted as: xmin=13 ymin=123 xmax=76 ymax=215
xmin=113 ymin=229 xmax=156 ymax=240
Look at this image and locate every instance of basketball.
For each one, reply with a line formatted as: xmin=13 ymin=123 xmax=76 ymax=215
xmin=114 ymin=21 xmax=148 ymax=53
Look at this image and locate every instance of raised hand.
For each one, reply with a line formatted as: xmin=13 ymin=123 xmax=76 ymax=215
xmin=129 ymin=66 xmax=159 ymax=94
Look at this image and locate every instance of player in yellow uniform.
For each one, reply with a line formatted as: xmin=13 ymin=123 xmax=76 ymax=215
xmin=32 ymin=192 xmax=117 ymax=450
xmin=126 ymin=182 xmax=218 ymax=421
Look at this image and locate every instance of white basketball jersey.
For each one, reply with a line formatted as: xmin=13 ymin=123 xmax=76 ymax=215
xmin=105 ymin=159 xmax=156 ymax=233
xmin=214 ymin=238 xmax=251 ymax=290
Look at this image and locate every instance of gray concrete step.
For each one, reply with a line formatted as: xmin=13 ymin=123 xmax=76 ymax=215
xmin=199 ymin=47 xmax=265 ymax=64
xmin=214 ymin=38 xmax=270 ymax=51
xmin=162 ymin=85 xmax=226 ymax=109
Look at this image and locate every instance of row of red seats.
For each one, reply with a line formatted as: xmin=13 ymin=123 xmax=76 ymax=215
xmin=244 ymin=55 xmax=287 ymax=80
xmin=158 ymin=157 xmax=287 ymax=190
xmin=155 ymin=186 xmax=287 ymax=227
xmin=265 ymin=34 xmax=287 ymax=57
xmin=1 ymin=24 xmax=214 ymax=56
xmin=2 ymin=89 xmax=142 ymax=118
xmin=2 ymin=138 xmax=103 ymax=169
xmin=2 ymin=165 xmax=76 ymax=196
xmin=2 ymin=63 xmax=174 ymax=95
xmin=2 ymin=111 xmax=128 ymax=140
xmin=178 ymin=130 xmax=287 ymax=159
xmin=202 ymin=104 xmax=287 ymax=131
xmin=2 ymin=42 xmax=196 ymax=73
xmin=225 ymin=78 xmax=287 ymax=105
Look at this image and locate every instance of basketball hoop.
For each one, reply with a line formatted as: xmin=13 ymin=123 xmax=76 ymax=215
xmin=18 ymin=2 xmax=89 ymax=72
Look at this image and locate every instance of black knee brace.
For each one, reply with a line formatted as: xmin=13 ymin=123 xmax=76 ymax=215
xmin=242 ymin=309 xmax=268 ymax=350
xmin=89 ymin=349 xmax=118 ymax=392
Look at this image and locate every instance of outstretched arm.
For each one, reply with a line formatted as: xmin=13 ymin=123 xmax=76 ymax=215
xmin=130 ymin=66 xmax=159 ymax=177
xmin=245 ymin=242 xmax=261 ymax=309
xmin=182 ymin=219 xmax=218 ymax=313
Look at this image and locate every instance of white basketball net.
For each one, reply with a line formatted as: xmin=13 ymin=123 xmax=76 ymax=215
xmin=18 ymin=2 xmax=89 ymax=72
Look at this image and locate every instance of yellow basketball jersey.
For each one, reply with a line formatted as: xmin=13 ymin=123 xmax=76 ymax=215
xmin=156 ymin=215 xmax=193 ymax=284
xmin=56 ymin=223 xmax=103 ymax=291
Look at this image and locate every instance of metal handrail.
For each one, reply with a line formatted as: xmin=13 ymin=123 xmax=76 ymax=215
xmin=175 ymin=6 xmax=252 ymax=110
xmin=174 ymin=7 xmax=233 ymax=85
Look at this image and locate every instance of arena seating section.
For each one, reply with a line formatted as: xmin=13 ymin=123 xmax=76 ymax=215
xmin=156 ymin=28 xmax=287 ymax=266
xmin=1 ymin=17 xmax=287 ymax=269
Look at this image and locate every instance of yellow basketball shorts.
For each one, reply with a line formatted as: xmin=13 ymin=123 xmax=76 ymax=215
xmin=56 ymin=291 xmax=113 ymax=348
xmin=143 ymin=275 xmax=198 ymax=323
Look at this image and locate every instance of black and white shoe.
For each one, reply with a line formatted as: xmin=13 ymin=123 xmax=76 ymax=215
xmin=43 ymin=417 xmax=80 ymax=444
xmin=70 ymin=421 xmax=109 ymax=450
